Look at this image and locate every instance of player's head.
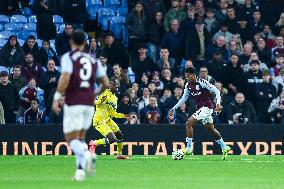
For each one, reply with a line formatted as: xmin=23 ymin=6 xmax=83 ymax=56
xmin=70 ymin=30 xmax=86 ymax=50
xmin=184 ymin=67 xmax=196 ymax=82
xmin=110 ymin=79 xmax=119 ymax=93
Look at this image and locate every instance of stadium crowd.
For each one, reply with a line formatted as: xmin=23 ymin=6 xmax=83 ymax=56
xmin=0 ymin=0 xmax=284 ymax=125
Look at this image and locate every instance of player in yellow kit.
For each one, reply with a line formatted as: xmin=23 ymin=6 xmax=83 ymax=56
xmin=89 ymin=79 xmax=129 ymax=159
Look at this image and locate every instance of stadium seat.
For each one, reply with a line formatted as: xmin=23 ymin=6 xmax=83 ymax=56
xmin=28 ymin=15 xmax=37 ymax=23
xmin=86 ymin=0 xmax=103 ymax=7
xmin=23 ymin=23 xmax=36 ymax=31
xmin=50 ymin=39 xmax=55 ymax=50
xmin=4 ymin=23 xmax=23 ymax=31
xmin=22 ymin=7 xmax=33 ymax=17
xmin=56 ymin=24 xmax=65 ymax=34
xmin=10 ymin=15 xmax=28 ymax=23
xmin=18 ymin=39 xmax=25 ymax=46
xmin=104 ymin=0 xmax=121 ymax=9
xmin=98 ymin=8 xmax=115 ymax=26
xmin=0 ymin=39 xmax=7 ymax=47
xmin=17 ymin=31 xmax=36 ymax=40
xmin=110 ymin=16 xmax=126 ymax=38
xmin=122 ymin=26 xmax=128 ymax=46
xmin=87 ymin=5 xmax=104 ymax=20
xmin=116 ymin=6 xmax=128 ymax=16
xmin=0 ymin=31 xmax=16 ymax=40
xmin=53 ymin=15 xmax=63 ymax=24
xmin=121 ymin=0 xmax=127 ymax=6
xmin=37 ymin=39 xmax=43 ymax=47
xmin=0 ymin=15 xmax=10 ymax=24
xmin=0 ymin=24 xmax=3 ymax=31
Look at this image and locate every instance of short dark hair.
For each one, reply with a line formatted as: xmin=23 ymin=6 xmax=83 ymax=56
xmin=13 ymin=65 xmax=21 ymax=70
xmin=70 ymin=31 xmax=86 ymax=46
xmin=149 ymin=94 xmax=158 ymax=99
xmin=31 ymin=98 xmax=39 ymax=104
xmin=28 ymin=35 xmax=36 ymax=40
xmin=184 ymin=66 xmax=196 ymax=74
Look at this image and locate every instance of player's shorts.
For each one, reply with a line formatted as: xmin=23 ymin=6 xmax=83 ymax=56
xmin=192 ymin=106 xmax=213 ymax=125
xmin=93 ymin=118 xmax=120 ymax=137
xmin=63 ymin=105 xmax=95 ymax=134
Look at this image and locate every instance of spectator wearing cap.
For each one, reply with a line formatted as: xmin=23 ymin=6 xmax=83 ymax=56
xmin=125 ymin=1 xmax=148 ymax=56
xmin=38 ymin=39 xmax=59 ymax=67
xmin=272 ymin=67 xmax=284 ymax=94
xmin=255 ymin=70 xmax=277 ymax=123
xmin=137 ymin=87 xmax=150 ymax=111
xmin=206 ymin=49 xmax=227 ymax=84
xmin=156 ymin=48 xmax=178 ymax=76
xmin=55 ymin=24 xmax=73 ymax=58
xmin=242 ymin=52 xmax=269 ymax=72
xmin=0 ymin=71 xmax=19 ymax=123
xmin=204 ymin=8 xmax=219 ymax=35
xmin=132 ymin=43 xmax=158 ymax=82
xmin=0 ymin=35 xmax=25 ymax=68
xmin=22 ymin=35 xmax=40 ymax=62
xmin=102 ymin=32 xmax=129 ymax=69
xmin=237 ymin=59 xmax=263 ymax=108
xmin=9 ymin=65 xmax=26 ymax=92
xmin=21 ymin=52 xmax=44 ymax=83
xmin=23 ymin=98 xmax=44 ymax=124
xmin=185 ymin=16 xmax=211 ymax=69
xmin=139 ymin=95 xmax=162 ymax=124
xmin=254 ymin=37 xmax=272 ymax=66
xmin=163 ymin=0 xmax=186 ymax=32
xmin=269 ymin=53 xmax=284 ymax=79
xmin=271 ymin=36 xmax=284 ymax=59
xmin=213 ymin=21 xmax=233 ymax=44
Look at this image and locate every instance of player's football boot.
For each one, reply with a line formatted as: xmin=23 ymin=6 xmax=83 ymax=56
xmin=184 ymin=147 xmax=193 ymax=155
xmin=222 ymin=146 xmax=231 ymax=160
xmin=116 ymin=155 xmax=130 ymax=159
xmin=85 ymin=151 xmax=97 ymax=176
xmin=72 ymin=169 xmax=86 ymax=181
xmin=89 ymin=140 xmax=97 ymax=154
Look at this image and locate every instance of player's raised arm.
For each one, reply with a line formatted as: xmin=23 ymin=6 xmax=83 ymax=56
xmin=170 ymin=83 xmax=190 ymax=112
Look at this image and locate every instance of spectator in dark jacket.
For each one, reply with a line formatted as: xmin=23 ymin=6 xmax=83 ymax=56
xmin=139 ymin=95 xmax=162 ymax=124
xmin=0 ymin=35 xmax=25 ymax=68
xmin=22 ymin=35 xmax=40 ymax=62
xmin=38 ymin=39 xmax=59 ymax=67
xmin=39 ymin=59 xmax=60 ymax=115
xmin=24 ymin=98 xmax=44 ymax=124
xmin=256 ymin=71 xmax=277 ymax=123
xmin=227 ymin=92 xmax=258 ymax=124
xmin=206 ymin=50 xmax=227 ymax=84
xmin=0 ymin=71 xmax=19 ymax=123
xmin=142 ymin=0 xmax=166 ymax=23
xmin=205 ymin=36 xmax=229 ymax=62
xmin=21 ymin=53 xmax=44 ymax=83
xmin=116 ymin=93 xmax=138 ymax=124
xmin=9 ymin=65 xmax=26 ymax=92
xmin=268 ymin=90 xmax=284 ymax=124
xmin=49 ymin=96 xmax=64 ymax=123
xmin=254 ymin=37 xmax=272 ymax=66
xmin=156 ymin=48 xmax=178 ymax=76
xmin=55 ymin=24 xmax=73 ymax=58
xmin=86 ymin=37 xmax=102 ymax=59
xmin=248 ymin=10 xmax=265 ymax=35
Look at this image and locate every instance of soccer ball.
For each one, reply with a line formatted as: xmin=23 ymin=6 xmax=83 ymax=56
xmin=172 ymin=149 xmax=184 ymax=160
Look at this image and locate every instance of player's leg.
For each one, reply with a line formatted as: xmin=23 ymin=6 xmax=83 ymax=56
xmin=184 ymin=116 xmax=198 ymax=155
xmin=89 ymin=123 xmax=113 ymax=153
xmin=204 ymin=122 xmax=231 ymax=160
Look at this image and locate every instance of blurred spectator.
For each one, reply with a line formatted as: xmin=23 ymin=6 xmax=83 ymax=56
xmin=194 ymin=0 xmax=205 ymax=17
xmin=239 ymin=0 xmax=258 ymax=21
xmin=274 ymin=13 xmax=284 ymax=35
xmin=23 ymin=98 xmax=44 ymax=124
xmin=102 ymin=32 xmax=129 ymax=69
xmin=0 ymin=35 xmax=25 ymax=68
xmin=271 ymin=36 xmax=284 ymax=59
xmin=125 ymin=112 xmax=140 ymax=124
xmin=272 ymin=67 xmax=284 ymax=94
xmin=49 ymin=96 xmax=64 ymax=124
xmin=117 ymin=93 xmax=138 ymax=123
xmin=146 ymin=11 xmax=165 ymax=63
xmin=131 ymin=82 xmax=140 ymax=98
xmin=173 ymin=75 xmax=185 ymax=88
xmin=137 ymin=87 xmax=150 ymax=111
xmin=125 ymin=1 xmax=148 ymax=55
xmin=239 ymin=43 xmax=252 ymax=66
xmin=9 ymin=65 xmax=26 ymax=92
xmin=179 ymin=58 xmax=193 ymax=74
xmin=139 ymin=95 xmax=162 ymax=124
xmin=159 ymin=88 xmax=172 ymax=103
xmin=268 ymin=90 xmax=284 ymax=124
xmin=0 ymin=0 xmax=22 ymax=15
xmin=140 ymin=73 xmax=149 ymax=88
xmin=175 ymin=102 xmax=189 ymax=124
xmin=206 ymin=49 xmax=227 ymax=84
xmin=206 ymin=36 xmax=229 ymax=62
xmin=215 ymin=0 xmax=228 ymax=22
xmin=254 ymin=37 xmax=272 ymax=66
xmin=215 ymin=81 xmax=229 ymax=123
xmin=160 ymin=85 xmax=183 ymax=116
xmin=260 ymin=25 xmax=275 ymax=49
xmin=180 ymin=5 xmax=196 ymax=37
xmin=55 ymin=24 xmax=73 ymax=58
xmin=61 ymin=0 xmax=87 ymax=29
xmin=98 ymin=52 xmax=112 ymax=78
xmin=269 ymin=53 xmax=284 ymax=79
xmin=33 ymin=0 xmax=57 ymax=40
xmin=39 ymin=59 xmax=60 ymax=116
xmin=161 ymin=68 xmax=174 ymax=91
xmin=151 ymin=71 xmax=164 ymax=91
xmin=147 ymin=81 xmax=158 ymax=96
xmin=156 ymin=48 xmax=177 ymax=76
xmin=22 ymin=35 xmax=40 ymax=62
xmin=237 ymin=60 xmax=263 ymax=108
xmin=213 ymin=22 xmax=233 ymax=44
xmin=204 ymin=8 xmax=219 ymax=35
xmin=227 ymin=92 xmax=258 ymax=124
xmin=199 ymin=66 xmax=215 ymax=85
xmin=248 ymin=10 xmax=265 ymax=35
xmin=87 ymin=37 xmax=102 ymax=59
xmin=21 ymin=52 xmax=43 ymax=83
xmin=132 ymin=43 xmax=157 ymax=82
xmin=227 ymin=41 xmax=241 ymax=58
xmin=111 ymin=64 xmax=130 ymax=94
xmin=142 ymin=0 xmax=166 ymax=23
xmin=225 ymin=6 xmax=241 ymax=35
xmin=163 ymin=0 xmax=186 ymax=32
xmin=125 ymin=88 xmax=139 ymax=105
xmin=0 ymin=71 xmax=19 ymax=123
xmin=0 ymin=101 xmax=4 ymax=124
xmin=161 ymin=19 xmax=184 ymax=65
xmin=279 ymin=27 xmax=284 ymax=39
xmin=231 ymin=34 xmax=243 ymax=54
xmin=256 ymin=71 xmax=276 ymax=123
xmin=243 ymin=52 xmax=269 ymax=72
xmin=38 ymin=39 xmax=59 ymax=67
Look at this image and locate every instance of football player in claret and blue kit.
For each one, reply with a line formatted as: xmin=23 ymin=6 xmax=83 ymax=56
xmin=169 ymin=67 xmax=231 ymax=160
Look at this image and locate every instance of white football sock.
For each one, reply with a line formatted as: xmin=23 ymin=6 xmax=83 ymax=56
xmin=70 ymin=139 xmax=86 ymax=169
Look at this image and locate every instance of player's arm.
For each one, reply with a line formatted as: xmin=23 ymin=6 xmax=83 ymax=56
xmin=170 ymin=83 xmax=190 ymax=112
xmin=52 ymin=53 xmax=72 ymax=114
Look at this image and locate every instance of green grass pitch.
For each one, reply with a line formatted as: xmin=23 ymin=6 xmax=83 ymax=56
xmin=0 ymin=155 xmax=284 ymax=189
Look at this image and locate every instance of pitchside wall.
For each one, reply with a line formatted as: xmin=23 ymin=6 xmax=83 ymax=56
xmin=0 ymin=124 xmax=283 ymax=155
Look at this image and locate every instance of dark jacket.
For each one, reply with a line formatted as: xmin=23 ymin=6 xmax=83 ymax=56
xmin=227 ymin=99 xmax=258 ymax=124
xmin=206 ymin=59 xmax=227 ymax=84
xmin=55 ymin=32 xmax=71 ymax=57
xmin=161 ymin=31 xmax=184 ymax=62
xmin=38 ymin=47 xmax=59 ymax=67
xmin=22 ymin=41 xmax=40 ymax=62
xmin=61 ymin=0 xmax=87 ymax=25
xmin=24 ymin=107 xmax=44 ymax=124
xmin=0 ymin=83 xmax=19 ymax=112
xmin=132 ymin=56 xmax=158 ymax=82
xmin=0 ymin=39 xmax=25 ymax=68
xmin=9 ymin=75 xmax=26 ymax=92
xmin=125 ymin=10 xmax=148 ymax=39
xmin=254 ymin=47 xmax=272 ymax=66
xmin=147 ymin=22 xmax=165 ymax=45
xmin=224 ymin=61 xmax=243 ymax=93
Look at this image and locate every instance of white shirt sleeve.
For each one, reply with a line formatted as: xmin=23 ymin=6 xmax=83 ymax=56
xmin=96 ymin=60 xmax=106 ymax=79
xmin=172 ymin=83 xmax=190 ymax=110
xmin=199 ymin=79 xmax=221 ymax=105
xmin=61 ymin=52 xmax=73 ymax=74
